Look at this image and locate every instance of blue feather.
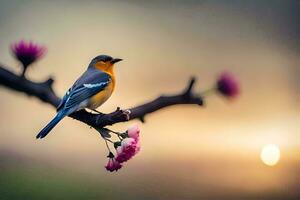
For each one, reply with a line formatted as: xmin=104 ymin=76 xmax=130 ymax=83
xmin=37 ymin=68 xmax=111 ymax=139
xmin=36 ymin=111 xmax=66 ymax=139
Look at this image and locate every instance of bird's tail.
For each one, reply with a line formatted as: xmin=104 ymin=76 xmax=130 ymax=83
xmin=36 ymin=111 xmax=66 ymax=139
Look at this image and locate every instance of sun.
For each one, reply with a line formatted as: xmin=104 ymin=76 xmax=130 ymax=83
xmin=260 ymin=144 xmax=280 ymax=166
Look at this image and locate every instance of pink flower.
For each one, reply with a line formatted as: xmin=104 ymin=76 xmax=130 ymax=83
xmin=105 ymin=157 xmax=122 ymax=172
xmin=127 ymin=124 xmax=140 ymax=141
xmin=116 ymin=138 xmax=140 ymax=163
xmin=11 ymin=40 xmax=46 ymax=76
xmin=217 ymin=72 xmax=240 ymax=98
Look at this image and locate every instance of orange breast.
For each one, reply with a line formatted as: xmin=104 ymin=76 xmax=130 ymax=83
xmin=89 ymin=63 xmax=116 ymax=109
xmin=88 ymin=78 xmax=115 ymax=109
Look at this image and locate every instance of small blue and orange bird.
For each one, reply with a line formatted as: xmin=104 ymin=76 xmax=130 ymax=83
xmin=36 ymin=55 xmax=122 ymax=139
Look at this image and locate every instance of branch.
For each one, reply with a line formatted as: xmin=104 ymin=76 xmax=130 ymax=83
xmin=129 ymin=77 xmax=202 ymax=123
xmin=0 ymin=66 xmax=60 ymax=107
xmin=0 ymin=64 xmax=203 ymax=131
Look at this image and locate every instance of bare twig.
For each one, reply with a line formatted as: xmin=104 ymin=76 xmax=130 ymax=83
xmin=0 ymin=64 xmax=203 ymax=131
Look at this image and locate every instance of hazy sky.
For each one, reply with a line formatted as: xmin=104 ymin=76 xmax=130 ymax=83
xmin=0 ymin=0 xmax=299 ymax=198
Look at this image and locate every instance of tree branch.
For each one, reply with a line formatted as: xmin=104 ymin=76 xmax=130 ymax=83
xmin=0 ymin=64 xmax=203 ymax=131
xmin=0 ymin=66 xmax=60 ymax=107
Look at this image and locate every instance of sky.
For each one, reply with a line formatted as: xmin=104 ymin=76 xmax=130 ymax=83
xmin=0 ymin=0 xmax=299 ymax=199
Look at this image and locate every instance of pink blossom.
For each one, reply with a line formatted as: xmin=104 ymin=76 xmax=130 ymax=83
xmin=105 ymin=157 xmax=122 ymax=172
xmin=217 ymin=72 xmax=240 ymax=98
xmin=127 ymin=124 xmax=140 ymax=141
xmin=11 ymin=40 xmax=46 ymax=76
xmin=116 ymin=138 xmax=140 ymax=163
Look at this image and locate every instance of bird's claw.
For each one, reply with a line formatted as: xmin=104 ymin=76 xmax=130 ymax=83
xmin=123 ymin=109 xmax=131 ymax=121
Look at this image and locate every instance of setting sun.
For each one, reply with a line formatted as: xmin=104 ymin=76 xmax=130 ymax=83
xmin=260 ymin=144 xmax=281 ymax=166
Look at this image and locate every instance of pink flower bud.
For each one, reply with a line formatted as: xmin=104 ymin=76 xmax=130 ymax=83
xmin=11 ymin=40 xmax=46 ymax=68
xmin=116 ymin=138 xmax=140 ymax=163
xmin=105 ymin=158 xmax=122 ymax=172
xmin=217 ymin=72 xmax=240 ymax=98
xmin=127 ymin=124 xmax=140 ymax=142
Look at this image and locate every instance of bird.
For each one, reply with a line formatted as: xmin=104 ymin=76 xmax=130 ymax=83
xmin=36 ymin=55 xmax=122 ymax=139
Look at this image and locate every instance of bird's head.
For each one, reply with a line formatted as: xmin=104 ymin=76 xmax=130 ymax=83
xmin=89 ymin=55 xmax=122 ymax=73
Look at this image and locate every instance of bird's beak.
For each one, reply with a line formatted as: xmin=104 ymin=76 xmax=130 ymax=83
xmin=111 ymin=58 xmax=123 ymax=64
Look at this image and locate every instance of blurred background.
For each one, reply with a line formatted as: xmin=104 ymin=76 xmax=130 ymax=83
xmin=0 ymin=0 xmax=299 ymax=199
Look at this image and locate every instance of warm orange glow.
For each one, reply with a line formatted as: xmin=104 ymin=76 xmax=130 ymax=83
xmin=260 ymin=144 xmax=281 ymax=166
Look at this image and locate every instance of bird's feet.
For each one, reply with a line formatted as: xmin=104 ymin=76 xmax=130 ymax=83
xmin=123 ymin=109 xmax=131 ymax=121
xmin=115 ymin=107 xmax=131 ymax=121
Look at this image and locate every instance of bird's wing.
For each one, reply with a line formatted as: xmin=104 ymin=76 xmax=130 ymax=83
xmin=57 ymin=70 xmax=111 ymax=111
